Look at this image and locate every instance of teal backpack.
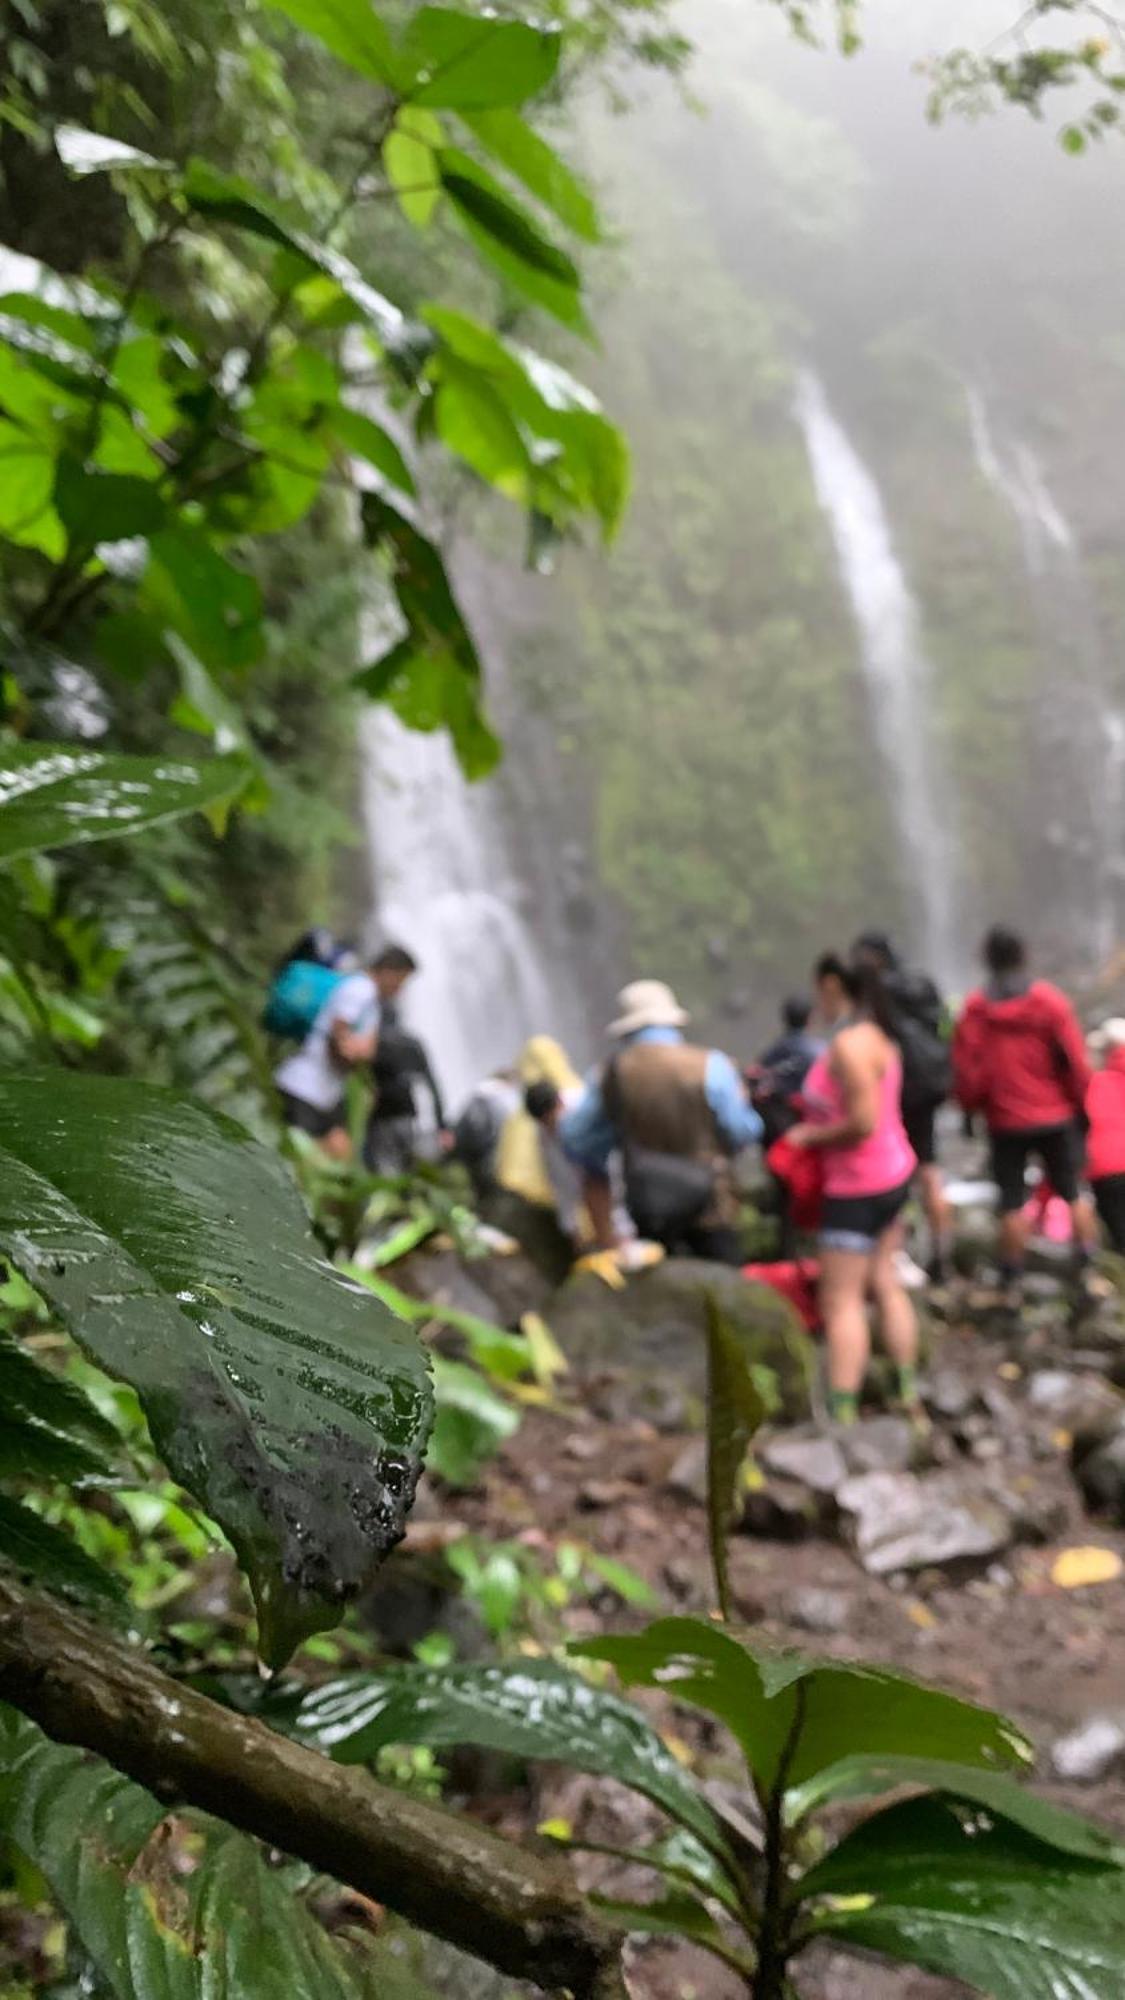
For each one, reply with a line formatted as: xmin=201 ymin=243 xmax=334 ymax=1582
xmin=263 ymin=959 xmax=345 ymax=1039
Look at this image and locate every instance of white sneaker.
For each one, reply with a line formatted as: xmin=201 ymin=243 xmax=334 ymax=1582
xmin=894 ymin=1248 xmax=929 ymax=1290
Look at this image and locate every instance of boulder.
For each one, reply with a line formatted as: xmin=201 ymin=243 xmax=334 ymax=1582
xmin=1072 ymin=1419 xmax=1125 ymax=1523
xmin=923 ymin=1366 xmax=977 ymax=1422
xmin=548 ymin=1259 xmax=811 ymax=1416
xmin=787 ymin=1585 xmax=852 ymax=1636
xmin=840 ymin=1414 xmax=922 ymax=1476
xmin=760 ymin=1432 xmax=848 ymax=1496
xmin=1029 ymin=1370 xmax=1123 ymax=1444
xmin=391 ymin=1241 xmax=552 ymax=1326
xmin=837 ymin=1469 xmax=1013 ymax=1577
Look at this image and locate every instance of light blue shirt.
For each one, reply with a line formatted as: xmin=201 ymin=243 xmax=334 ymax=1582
xmin=560 ymin=1026 xmax=763 ymax=1179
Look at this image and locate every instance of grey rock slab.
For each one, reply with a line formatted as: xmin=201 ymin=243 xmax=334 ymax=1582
xmin=841 ymin=1414 xmax=920 ymax=1476
xmin=1051 ymin=1716 xmax=1125 ymax=1784
xmin=787 ymin=1585 xmax=851 ymax=1635
xmin=923 ymin=1367 xmax=977 ymax=1421
xmin=665 ymin=1436 xmax=708 ymax=1506
xmin=760 ymin=1432 xmax=848 ymax=1496
xmin=837 ymin=1470 xmax=1013 ymax=1577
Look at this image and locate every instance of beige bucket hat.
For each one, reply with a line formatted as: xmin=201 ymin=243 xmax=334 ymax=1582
xmin=608 ymin=979 xmax=690 ymax=1039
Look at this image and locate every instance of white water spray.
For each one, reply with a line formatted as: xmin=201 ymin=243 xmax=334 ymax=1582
xmin=967 ymin=386 xmax=1124 ymax=962
xmin=794 ymin=370 xmax=962 ymax=984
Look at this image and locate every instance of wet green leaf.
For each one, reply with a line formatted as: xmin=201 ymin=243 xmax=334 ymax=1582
xmin=54 ymin=456 xmax=167 ymax=545
xmin=593 ymin=1891 xmax=751 ymax=1973
xmin=801 ymin=1794 xmax=1125 ymax=2000
xmin=263 ymin=0 xmax=398 ymax=85
xmin=0 ymin=743 xmax=251 ymax=861
xmin=0 ymin=422 xmax=64 ymax=558
xmin=427 ymin=1356 xmax=518 ymax=1486
xmin=384 ymin=109 xmax=442 ymax=229
xmin=145 ymin=524 xmax=263 ymax=670
xmin=573 ymin=1618 xmax=1029 ymax=1795
xmin=274 ymin=1657 xmax=728 ymax=1854
xmin=439 ymin=150 xmax=586 ymax=330
xmin=0 ymin=1071 xmax=433 ymax=1665
xmin=331 ymin=406 xmax=415 ymax=493
xmin=787 ymin=1754 xmax=1125 ymax=1861
xmin=0 ymin=1329 xmax=122 ymax=1458
xmin=460 ymin=109 xmax=600 ymax=240
xmin=400 ymin=9 xmax=560 ymax=109
xmin=705 ymin=1291 xmax=768 ymax=1621
xmin=0 ymin=1493 xmax=126 ymax=1610
xmin=434 ymin=355 xmax=530 ymax=500
xmin=0 ymin=1706 xmax=432 ymax=1997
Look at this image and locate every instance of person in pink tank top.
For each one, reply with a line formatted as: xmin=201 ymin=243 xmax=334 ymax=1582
xmin=788 ymin=954 xmax=919 ymax=1425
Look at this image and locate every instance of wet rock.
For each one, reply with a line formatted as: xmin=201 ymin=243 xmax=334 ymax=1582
xmin=1072 ymin=1420 xmax=1125 ymax=1523
xmin=741 ymin=1474 xmax=822 ymax=1541
xmin=578 ymin=1478 xmax=634 ymax=1511
xmin=924 ymin=1367 xmax=976 ymax=1422
xmin=787 ymin=1585 xmax=851 ymax=1635
xmin=665 ymin=1437 xmax=708 ymax=1505
xmin=1030 ymin=1370 xmax=1123 ymax=1443
xmin=837 ymin=1470 xmax=1013 ymax=1577
xmin=550 ymin=1259 xmax=811 ymax=1417
xmin=391 ymin=1241 xmax=552 ymax=1326
xmin=841 ymin=1414 xmax=921 ymax=1476
xmin=1051 ymin=1716 xmax=1125 ymax=1784
xmin=760 ymin=1432 xmax=848 ymax=1496
xmin=1023 ymin=1272 xmax=1067 ymax=1303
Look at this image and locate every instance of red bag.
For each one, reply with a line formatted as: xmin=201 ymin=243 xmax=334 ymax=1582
xmin=766 ymin=1133 xmax=825 ymax=1232
xmin=742 ymin=1257 xmax=822 ymax=1333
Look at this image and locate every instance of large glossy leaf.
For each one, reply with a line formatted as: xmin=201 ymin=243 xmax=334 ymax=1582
xmin=460 ymin=109 xmax=600 ymax=241
xmin=427 ymin=1356 xmax=518 ymax=1486
xmin=0 ymin=1706 xmax=430 ymax=1998
xmin=180 ymin=161 xmax=424 ymax=367
xmin=262 ymin=0 xmax=397 ymax=83
xmin=433 ymin=355 xmax=531 ymax=500
xmin=0 ymin=1328 xmax=122 ymax=1458
xmin=425 ymin=308 xmax=626 ymax=533
xmin=0 ymin=1072 xmax=433 ymax=1665
xmin=400 ymin=9 xmax=560 ymax=108
xmin=54 ymin=458 xmax=168 ymax=546
xmin=0 ymin=744 xmax=251 ymax=862
xmin=593 ymin=1891 xmax=752 ymax=1974
xmin=704 ymin=1293 xmax=768 ymax=1621
xmin=787 ymin=1754 xmax=1125 ymax=1862
xmin=0 ymin=1493 xmax=126 ymax=1611
xmin=574 ymin=1618 xmax=1029 ymax=1797
xmin=800 ymin=1794 xmax=1125 ymax=2000
xmin=145 ymin=524 xmax=264 ymax=671
xmin=266 ymin=1657 xmax=728 ymax=1856
xmin=439 ymin=150 xmax=587 ymax=331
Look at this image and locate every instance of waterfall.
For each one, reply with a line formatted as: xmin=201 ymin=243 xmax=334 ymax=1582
xmin=794 ymin=370 xmax=962 ymax=985
xmin=967 ymin=386 xmax=1124 ymax=964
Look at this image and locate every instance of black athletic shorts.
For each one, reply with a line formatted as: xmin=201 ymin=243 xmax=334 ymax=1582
xmin=279 ymin=1091 xmax=344 ymax=1140
xmin=820 ymin=1177 xmax=913 ymax=1252
xmin=903 ymin=1100 xmax=937 ymax=1168
xmin=990 ymin=1121 xmax=1081 ymax=1213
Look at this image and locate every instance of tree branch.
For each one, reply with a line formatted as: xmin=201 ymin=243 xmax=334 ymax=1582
xmin=0 ymin=1576 xmax=623 ymax=1997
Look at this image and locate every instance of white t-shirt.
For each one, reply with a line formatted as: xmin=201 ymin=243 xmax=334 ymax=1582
xmin=275 ymin=973 xmax=380 ymax=1113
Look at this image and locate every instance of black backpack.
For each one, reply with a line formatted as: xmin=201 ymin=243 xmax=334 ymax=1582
xmin=886 ymin=968 xmax=952 ymax=1109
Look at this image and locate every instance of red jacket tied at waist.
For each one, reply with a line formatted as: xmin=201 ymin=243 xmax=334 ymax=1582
xmin=1086 ymin=1047 xmax=1125 ymax=1183
xmin=952 ymin=979 xmax=1091 ymax=1133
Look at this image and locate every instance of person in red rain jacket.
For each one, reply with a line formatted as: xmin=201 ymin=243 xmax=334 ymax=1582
xmin=952 ymin=924 xmax=1096 ymax=1297
xmin=1086 ymin=1018 xmax=1125 ymax=1253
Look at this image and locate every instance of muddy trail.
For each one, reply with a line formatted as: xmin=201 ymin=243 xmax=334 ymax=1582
xmin=392 ymin=1245 xmax=1125 ymax=2000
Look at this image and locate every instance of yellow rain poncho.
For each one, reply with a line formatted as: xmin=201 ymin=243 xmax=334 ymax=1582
xmin=495 ymin=1036 xmax=583 ymax=1210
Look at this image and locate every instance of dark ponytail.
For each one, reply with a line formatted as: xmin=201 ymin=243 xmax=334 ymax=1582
xmin=819 ymin=952 xmax=898 ymax=1040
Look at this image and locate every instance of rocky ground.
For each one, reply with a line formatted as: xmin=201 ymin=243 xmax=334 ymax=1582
xmin=394 ymin=1237 xmax=1125 ymax=1999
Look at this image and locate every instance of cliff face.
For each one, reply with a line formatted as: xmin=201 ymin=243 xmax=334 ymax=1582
xmin=503 ymin=0 xmax=1125 ymax=1040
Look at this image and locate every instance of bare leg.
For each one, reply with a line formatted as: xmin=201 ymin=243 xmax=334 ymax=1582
xmin=998 ymin=1206 xmax=1028 ymax=1273
xmin=869 ymin=1219 xmax=918 ymax=1369
xmin=819 ymin=1245 xmax=873 ymax=1394
xmin=1071 ymin=1194 xmax=1099 ymax=1255
xmin=919 ymin=1161 xmax=953 ymax=1272
xmin=321 ymin=1125 xmax=353 ymax=1163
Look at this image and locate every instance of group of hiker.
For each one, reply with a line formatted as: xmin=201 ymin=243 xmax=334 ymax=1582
xmin=265 ymin=920 xmax=1125 ymax=1425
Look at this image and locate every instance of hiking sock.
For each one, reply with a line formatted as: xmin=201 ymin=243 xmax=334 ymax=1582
xmin=828 ymin=1388 xmax=859 ymax=1426
xmin=895 ymin=1362 xmax=920 ymax=1408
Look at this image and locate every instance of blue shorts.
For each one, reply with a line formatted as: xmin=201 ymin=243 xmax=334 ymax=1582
xmin=820 ymin=1178 xmax=913 ymax=1253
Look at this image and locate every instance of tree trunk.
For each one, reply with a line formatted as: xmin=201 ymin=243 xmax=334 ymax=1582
xmin=0 ymin=1576 xmax=623 ymax=1997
